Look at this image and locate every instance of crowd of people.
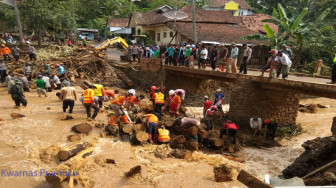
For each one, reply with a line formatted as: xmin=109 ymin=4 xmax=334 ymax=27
xmin=128 ymin=42 xmax=296 ymax=79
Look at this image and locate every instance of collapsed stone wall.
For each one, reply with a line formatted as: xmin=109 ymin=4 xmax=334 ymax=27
xmin=229 ymin=78 xmax=300 ymax=128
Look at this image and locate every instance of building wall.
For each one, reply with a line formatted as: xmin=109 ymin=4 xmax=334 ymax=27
xmin=135 ymin=25 xmax=178 ymax=45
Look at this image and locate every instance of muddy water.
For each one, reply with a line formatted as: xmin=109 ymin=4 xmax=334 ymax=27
xmin=0 ymin=85 xmax=334 ymax=187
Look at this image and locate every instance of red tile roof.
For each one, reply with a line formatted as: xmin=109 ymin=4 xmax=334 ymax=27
xmin=237 ymin=14 xmax=278 ymax=35
xmin=107 ymin=18 xmax=129 ymax=27
xmin=205 ymin=0 xmax=251 ymax=9
xmin=132 ymin=5 xmax=238 ymax=26
xmin=166 ymin=22 xmax=268 ymax=45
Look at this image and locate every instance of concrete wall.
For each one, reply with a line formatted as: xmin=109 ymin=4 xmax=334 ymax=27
xmin=135 ymin=25 xmax=177 ymax=45
xmin=229 ymin=79 xmax=300 ymax=127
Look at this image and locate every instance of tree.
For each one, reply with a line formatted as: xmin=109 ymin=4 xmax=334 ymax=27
xmin=20 ymin=0 xmax=76 ymax=45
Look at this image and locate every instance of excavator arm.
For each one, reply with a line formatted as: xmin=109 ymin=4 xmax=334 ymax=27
xmin=94 ymin=37 xmax=129 ymax=52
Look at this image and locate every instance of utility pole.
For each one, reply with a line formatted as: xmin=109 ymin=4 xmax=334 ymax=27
xmin=191 ymin=0 xmax=197 ymax=44
xmin=12 ymin=0 xmax=23 ymax=44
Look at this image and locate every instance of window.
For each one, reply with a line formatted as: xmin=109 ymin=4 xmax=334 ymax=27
xmin=157 ymin=33 xmax=161 ymax=41
xmin=137 ymin=29 xmax=141 ymax=35
xmin=163 ymin=32 xmax=167 ymax=38
xmin=170 ymin=32 xmax=174 ymax=37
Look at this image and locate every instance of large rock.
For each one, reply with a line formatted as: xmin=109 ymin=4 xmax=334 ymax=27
xmin=270 ymin=176 xmax=305 ymax=186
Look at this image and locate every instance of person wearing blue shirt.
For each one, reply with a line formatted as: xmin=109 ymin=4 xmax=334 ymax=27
xmin=214 ymin=89 xmax=224 ymax=111
xmin=55 ymin=64 xmax=66 ymax=80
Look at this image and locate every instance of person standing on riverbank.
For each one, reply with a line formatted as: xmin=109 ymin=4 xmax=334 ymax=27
xmin=230 ymin=43 xmax=239 ymax=73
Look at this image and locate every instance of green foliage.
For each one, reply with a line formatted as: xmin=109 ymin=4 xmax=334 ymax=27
xmin=140 ymin=0 xmax=186 ymax=9
xmin=0 ymin=4 xmax=16 ymax=31
xmin=276 ymin=124 xmax=303 ymax=139
xmin=20 ymin=0 xmax=76 ymax=39
xmin=141 ymin=31 xmax=155 ymax=45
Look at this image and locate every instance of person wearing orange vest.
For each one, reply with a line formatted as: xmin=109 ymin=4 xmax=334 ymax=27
xmin=1 ymin=44 xmax=11 ymax=62
xmin=83 ymin=85 xmax=100 ymax=120
xmin=158 ymin=126 xmax=170 ymax=143
xmin=152 ymin=88 xmax=164 ymax=117
xmin=142 ymin=113 xmax=159 ymax=144
xmin=169 ymin=91 xmax=182 ymax=117
xmin=149 ymin=86 xmax=157 ymax=100
xmin=109 ymin=93 xmax=130 ymax=126
xmin=94 ymin=80 xmax=105 ymax=108
xmin=220 ymin=120 xmax=239 ymax=144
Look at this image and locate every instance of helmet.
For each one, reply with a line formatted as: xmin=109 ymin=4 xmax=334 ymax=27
xmin=128 ymin=89 xmax=136 ymax=95
xmin=151 ymin=86 xmax=156 ymax=91
xmin=264 ymin=119 xmax=271 ymax=124
xmin=211 ymin=106 xmax=218 ymax=110
xmin=204 ymin=95 xmax=209 ymax=99
xmin=55 ymin=64 xmax=60 ymax=67
xmin=169 ymin=90 xmax=175 ymax=95
xmin=1 ymin=44 xmax=5 ymax=47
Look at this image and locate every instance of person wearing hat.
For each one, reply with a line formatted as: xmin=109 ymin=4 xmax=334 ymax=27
xmin=184 ymin=45 xmax=192 ymax=67
xmin=55 ymin=64 xmax=66 ymax=80
xmin=250 ymin=117 xmax=262 ymax=137
xmin=170 ymin=91 xmax=182 ymax=117
xmin=203 ymin=96 xmax=212 ymax=118
xmin=94 ymin=80 xmax=105 ymax=109
xmin=230 ymin=43 xmax=239 ymax=73
xmin=34 ymin=75 xmax=48 ymax=97
xmin=21 ymin=74 xmax=30 ymax=92
xmin=27 ymin=43 xmax=36 ymax=61
xmin=218 ymin=44 xmax=228 ymax=72
xmin=60 ymin=81 xmax=77 ymax=114
xmin=0 ymin=43 xmax=11 ymax=62
xmin=152 ymin=88 xmax=165 ymax=117
xmin=23 ymin=63 xmax=32 ymax=81
xmin=276 ymin=44 xmax=293 ymax=78
xmin=214 ymin=89 xmax=224 ymax=111
xmin=260 ymin=49 xmax=279 ymax=77
xmin=205 ymin=106 xmax=218 ymax=130
xmin=83 ymin=85 xmax=100 ymax=120
xmin=124 ymin=89 xmax=137 ymax=110
xmin=263 ymin=119 xmax=278 ymax=140
xmin=44 ymin=61 xmax=51 ymax=77
xmin=210 ymin=45 xmax=218 ymax=71
xmin=239 ymin=44 xmax=252 ymax=74
xmin=10 ymin=79 xmax=27 ymax=107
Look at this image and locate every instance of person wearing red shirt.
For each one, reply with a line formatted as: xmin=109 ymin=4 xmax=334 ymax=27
xmin=203 ymin=96 xmax=212 ymax=118
xmin=220 ymin=120 xmax=239 ymax=144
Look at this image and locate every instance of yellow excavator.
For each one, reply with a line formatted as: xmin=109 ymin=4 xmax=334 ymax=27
xmin=94 ymin=37 xmax=129 ymax=51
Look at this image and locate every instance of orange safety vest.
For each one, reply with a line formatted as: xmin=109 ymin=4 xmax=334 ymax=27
xmin=153 ymin=92 xmax=164 ymax=104
xmin=111 ymin=95 xmax=126 ymax=106
xmin=158 ymin=128 xmax=170 ymax=142
xmin=83 ymin=89 xmax=94 ymax=103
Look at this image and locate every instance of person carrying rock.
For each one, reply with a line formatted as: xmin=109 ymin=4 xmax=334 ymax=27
xmin=220 ymin=120 xmax=239 ymax=144
xmin=60 ymin=81 xmax=77 ymax=114
xmin=142 ymin=113 xmax=159 ymax=144
xmin=94 ymin=80 xmax=105 ymax=109
xmin=83 ymin=85 xmax=100 ymax=120
xmin=34 ymin=75 xmax=48 ymax=97
xmin=109 ymin=93 xmax=130 ymax=126
xmin=205 ymin=106 xmax=218 ymax=131
xmin=10 ymin=79 xmax=27 ymax=107
xmin=152 ymin=88 xmax=165 ymax=117
xmin=263 ymin=119 xmax=278 ymax=140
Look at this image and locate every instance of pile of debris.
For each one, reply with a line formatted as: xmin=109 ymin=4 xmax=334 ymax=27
xmin=5 ymin=45 xmax=132 ymax=88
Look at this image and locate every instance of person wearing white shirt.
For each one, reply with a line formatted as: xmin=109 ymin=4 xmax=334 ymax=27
xmin=42 ymin=74 xmax=52 ymax=92
xmin=275 ymin=52 xmax=292 ymax=79
xmin=200 ymin=45 xmax=208 ymax=69
xmin=250 ymin=117 xmax=262 ymax=137
xmin=52 ymin=73 xmax=61 ymax=90
xmin=239 ymin=44 xmax=252 ymax=74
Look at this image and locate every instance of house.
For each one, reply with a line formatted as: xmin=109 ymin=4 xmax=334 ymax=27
xmin=107 ymin=18 xmax=132 ymax=36
xmin=128 ymin=5 xmax=263 ymax=45
xmin=77 ymin=28 xmax=99 ymax=40
xmin=204 ymin=0 xmax=253 ymax=16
